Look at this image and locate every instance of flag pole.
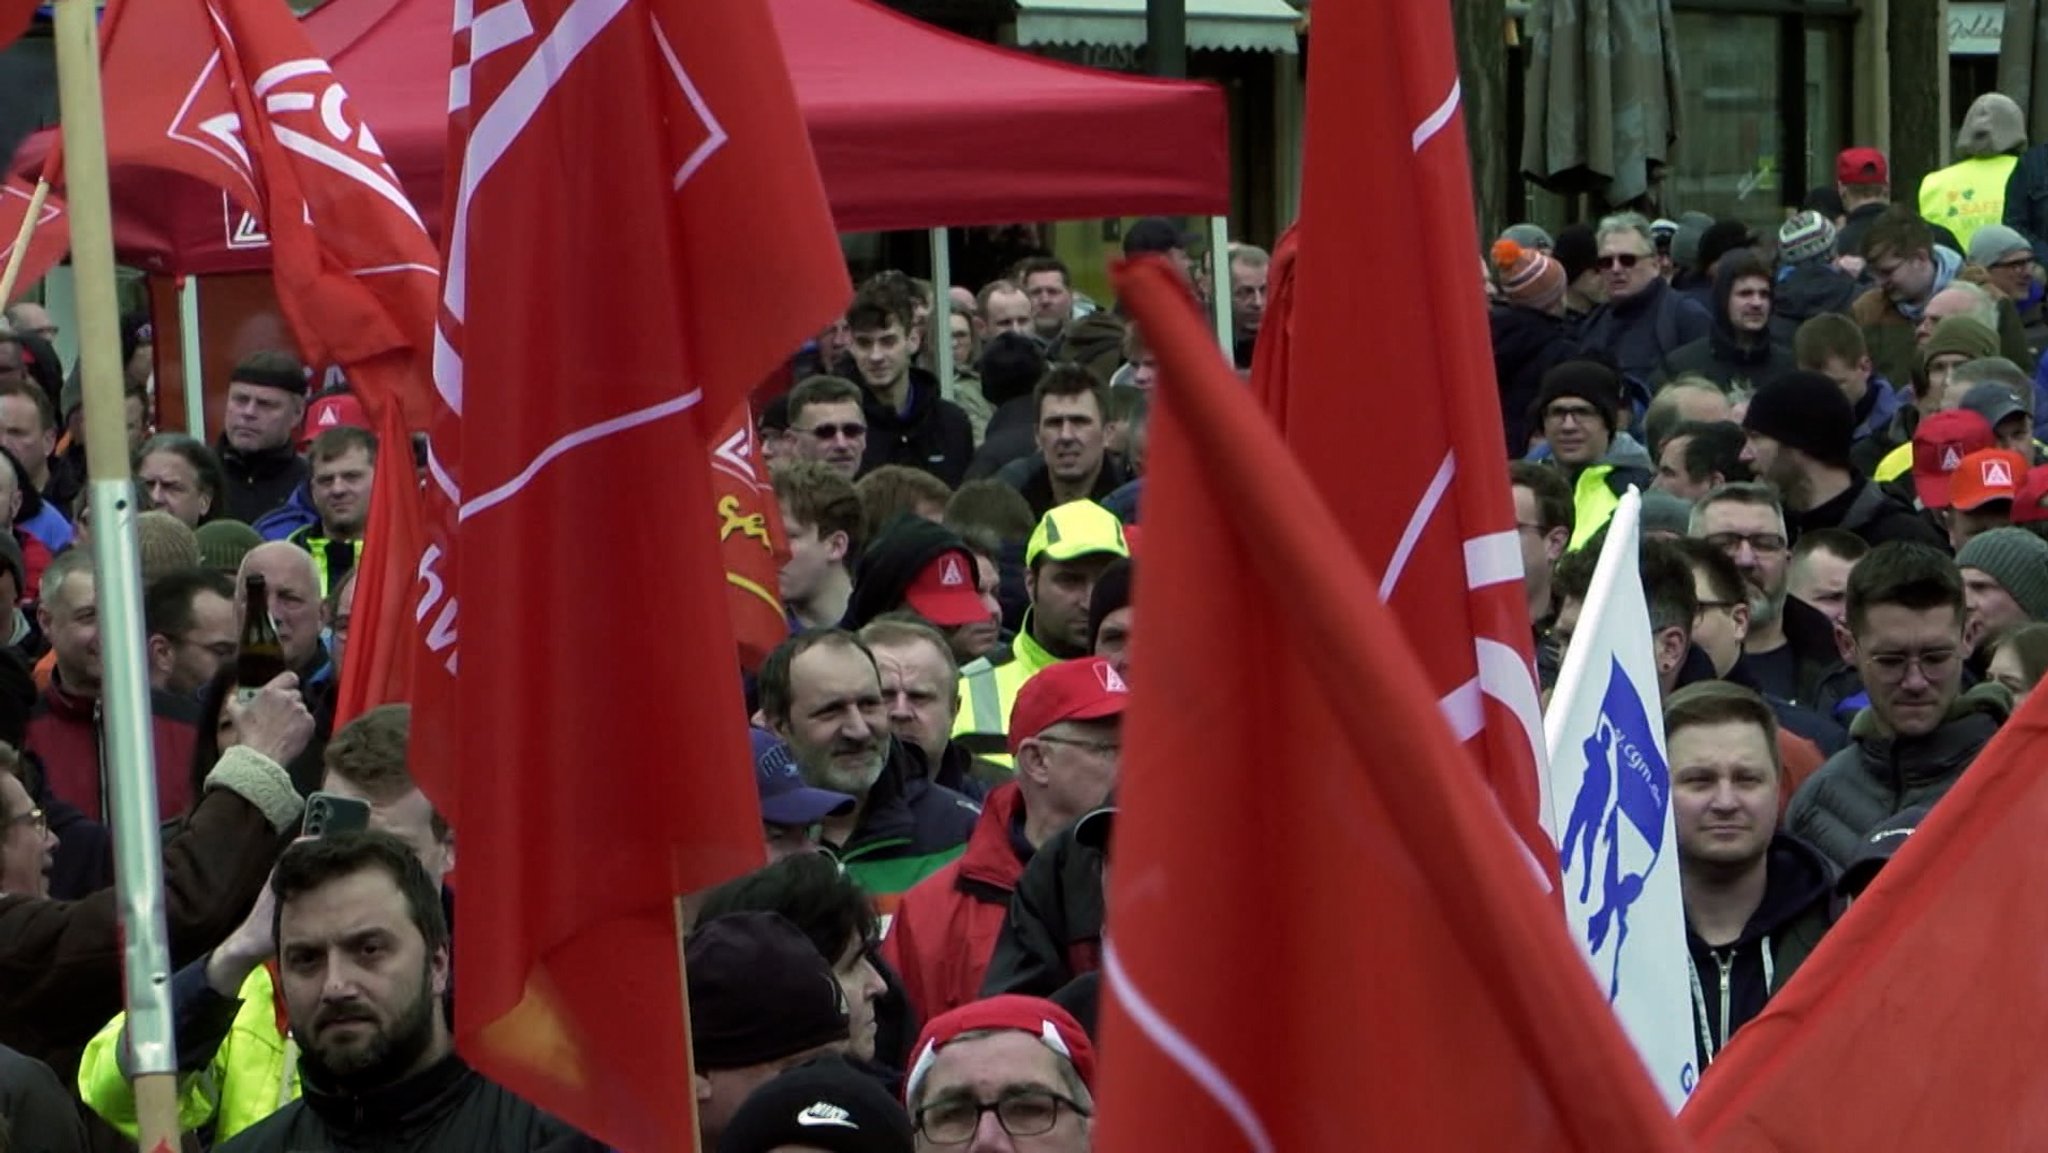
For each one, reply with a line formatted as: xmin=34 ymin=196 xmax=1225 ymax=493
xmin=0 ymin=179 xmax=50 ymax=305
xmin=52 ymin=0 xmax=182 ymax=1147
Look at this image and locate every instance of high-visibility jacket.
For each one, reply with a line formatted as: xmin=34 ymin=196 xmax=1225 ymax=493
xmin=951 ymin=625 xmax=1059 ymax=767
xmin=1569 ymin=464 xmax=1624 ymax=551
xmin=1919 ymin=155 xmax=2019 ymax=251
xmin=78 ymin=965 xmax=299 ymax=1143
xmin=285 ymin=526 xmax=364 ymax=598
xmin=1874 ymin=436 xmax=2044 ymax=487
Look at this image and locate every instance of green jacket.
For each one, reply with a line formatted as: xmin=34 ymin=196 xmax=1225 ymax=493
xmin=78 ymin=964 xmax=299 ymax=1143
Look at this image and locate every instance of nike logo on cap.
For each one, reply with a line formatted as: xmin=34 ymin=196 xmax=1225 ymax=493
xmin=797 ymin=1102 xmax=858 ymax=1128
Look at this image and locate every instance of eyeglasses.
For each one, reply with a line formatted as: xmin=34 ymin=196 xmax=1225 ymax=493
xmin=1514 ymin=521 xmax=1549 ymax=535
xmin=915 ymin=1090 xmax=1091 ymax=1144
xmin=795 ymin=422 xmax=865 ymax=442
xmin=5 ymin=806 xmax=45 ymax=835
xmin=1702 ymin=531 xmax=1788 ymax=555
xmin=1544 ymin=404 xmax=1603 ymax=425
xmin=1864 ymin=648 xmax=1958 ymax=681
xmin=1991 ymin=256 xmax=2035 ymax=273
xmin=1033 ymin=735 xmax=1121 ymax=757
xmin=1596 ymin=253 xmax=1644 ymax=270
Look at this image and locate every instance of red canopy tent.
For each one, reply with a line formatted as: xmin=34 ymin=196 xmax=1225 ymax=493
xmin=10 ymin=0 xmax=1229 ymax=274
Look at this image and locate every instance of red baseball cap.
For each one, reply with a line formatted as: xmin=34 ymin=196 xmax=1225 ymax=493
xmin=905 ymin=995 xmax=1096 ymax=1107
xmin=2012 ymin=465 xmax=2048 ymax=524
xmin=300 ymin=392 xmax=369 ymax=449
xmin=1837 ymin=146 xmax=1889 ymax=186
xmin=902 ymin=548 xmax=986 ymax=628
xmin=1911 ymin=409 xmax=1995 ymax=509
xmin=1949 ymin=448 xmax=2030 ymax=511
xmin=1007 ymin=657 xmax=1129 ymax=754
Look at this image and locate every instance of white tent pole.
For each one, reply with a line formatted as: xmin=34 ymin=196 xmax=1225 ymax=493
xmin=930 ymin=226 xmax=954 ymax=399
xmin=1208 ymin=215 xmax=1231 ymax=352
xmin=178 ymin=275 xmax=204 ymax=437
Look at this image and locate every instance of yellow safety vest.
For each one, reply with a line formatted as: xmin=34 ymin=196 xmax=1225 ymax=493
xmin=1919 ymin=155 xmax=2019 ymax=252
xmin=951 ymin=625 xmax=1059 ymax=769
xmin=1568 ymin=465 xmax=1622 ymax=552
xmin=1875 ymin=440 xmax=1913 ymax=484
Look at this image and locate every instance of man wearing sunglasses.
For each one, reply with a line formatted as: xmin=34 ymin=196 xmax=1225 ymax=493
xmin=787 ymin=375 xmax=872 ymax=482
xmin=1579 ymin=212 xmax=1711 ymax=386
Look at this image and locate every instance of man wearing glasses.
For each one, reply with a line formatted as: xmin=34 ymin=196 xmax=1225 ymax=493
xmin=1785 ymin=543 xmax=2013 ymax=869
xmin=1 ymin=758 xmax=55 ymax=898
xmin=905 ymin=995 xmax=1094 ymax=1152
xmin=1529 ymin=361 xmax=1653 ymax=552
xmin=1577 ymin=212 xmax=1710 ymax=386
xmin=786 ymin=375 xmax=872 ymax=482
xmin=1688 ymin=483 xmax=1842 ymax=708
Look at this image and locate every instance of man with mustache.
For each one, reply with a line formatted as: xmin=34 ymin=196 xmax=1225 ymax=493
xmin=760 ymin=630 xmax=979 ymax=898
xmin=1785 ymin=543 xmax=2014 ymax=868
xmin=214 ymin=832 xmax=605 ymax=1152
xmin=1667 ymin=681 xmax=1837 ymax=1071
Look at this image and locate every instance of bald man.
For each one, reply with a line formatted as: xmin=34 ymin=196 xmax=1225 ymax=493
xmin=237 ymin=543 xmax=337 ymax=793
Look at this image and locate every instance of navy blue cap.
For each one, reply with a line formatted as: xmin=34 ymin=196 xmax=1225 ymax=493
xmin=752 ymin=728 xmax=856 ymax=826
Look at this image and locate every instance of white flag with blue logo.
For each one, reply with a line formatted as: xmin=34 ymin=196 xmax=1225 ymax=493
xmin=1543 ymin=488 xmax=1695 ymax=1111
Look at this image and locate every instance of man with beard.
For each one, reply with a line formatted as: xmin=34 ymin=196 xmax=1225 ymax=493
xmin=760 ymin=630 xmax=979 ymax=897
xmin=216 ymin=833 xmax=604 ymax=1152
xmin=1658 ymin=252 xmax=1798 ymax=392
xmin=1688 ymin=483 xmax=1847 ymax=706
xmin=288 ymin=426 xmax=374 ymax=597
xmin=1739 ymin=373 xmax=1946 ymax=552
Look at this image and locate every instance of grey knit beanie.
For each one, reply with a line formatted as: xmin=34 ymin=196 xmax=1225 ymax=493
xmin=1956 ymin=527 xmax=2048 ymax=622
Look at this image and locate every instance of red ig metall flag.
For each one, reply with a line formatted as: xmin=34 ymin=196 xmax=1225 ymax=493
xmin=0 ymin=177 xmax=67 ymax=305
xmin=415 ymin=0 xmax=849 ymax=1146
xmin=1254 ymin=0 xmax=1556 ymax=879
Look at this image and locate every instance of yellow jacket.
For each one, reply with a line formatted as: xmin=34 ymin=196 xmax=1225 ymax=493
xmin=951 ymin=624 xmax=1060 ymax=768
xmin=1919 ymin=156 xmax=2019 ymax=251
xmin=78 ymin=964 xmax=300 ymax=1143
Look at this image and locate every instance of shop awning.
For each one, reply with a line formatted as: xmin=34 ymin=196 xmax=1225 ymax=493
xmin=1014 ymin=0 xmax=1301 ymax=54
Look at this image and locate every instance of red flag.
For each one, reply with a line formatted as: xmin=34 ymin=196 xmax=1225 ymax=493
xmin=0 ymin=177 xmax=67 ymax=305
xmin=89 ymin=0 xmax=440 ymax=720
xmin=711 ymin=401 xmax=791 ymax=673
xmin=1262 ymin=0 xmax=1554 ymax=871
xmin=1679 ymin=687 xmax=2048 ymax=1149
xmin=418 ymin=0 xmax=849 ymax=1144
xmin=1099 ymin=257 xmax=1684 ymax=1152
xmin=0 ymin=0 xmax=34 ymax=50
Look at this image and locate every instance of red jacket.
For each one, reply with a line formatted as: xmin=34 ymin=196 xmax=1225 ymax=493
xmin=882 ymin=780 xmax=1029 ymax=1022
xmin=26 ymin=674 xmax=199 ymax=823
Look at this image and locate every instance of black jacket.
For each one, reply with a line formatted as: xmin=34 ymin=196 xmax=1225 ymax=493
xmin=858 ymin=368 xmax=975 ymax=487
xmin=979 ymin=819 xmax=1105 ymax=1001
xmin=216 ymin=1055 xmax=603 ymax=1153
xmin=965 ymin=397 xmax=1037 ymax=483
xmin=1786 ymin=684 xmax=2010 ymax=868
xmin=1770 ymin=263 xmax=1862 ymax=331
xmin=1658 ymin=259 xmax=1799 ymax=393
xmin=2005 ymin=144 xmax=2048 ymax=262
xmin=1578 ymin=277 xmax=1713 ymax=386
xmin=0 ymin=1043 xmax=87 ymax=1153
xmin=836 ymin=740 xmax=980 ymax=876
xmin=842 ymin=517 xmax=974 ymax=631
xmin=1789 ymin=477 xmax=1948 ymax=552
xmin=993 ymin=453 xmax=1132 ymax=520
xmin=1489 ymin=304 xmax=1583 ymax=456
xmin=217 ymin=440 xmax=310 ymax=526
xmin=1685 ymin=833 xmax=1839 ymax=1068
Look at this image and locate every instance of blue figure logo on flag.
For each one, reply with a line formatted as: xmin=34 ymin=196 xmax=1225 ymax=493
xmin=1558 ymin=656 xmax=1670 ymax=1001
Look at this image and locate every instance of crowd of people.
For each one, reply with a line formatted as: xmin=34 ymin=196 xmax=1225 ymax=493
xmin=0 ymin=120 xmax=2045 ymax=1149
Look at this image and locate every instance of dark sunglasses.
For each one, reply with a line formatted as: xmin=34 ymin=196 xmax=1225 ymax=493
xmin=1596 ymin=253 xmax=1644 ymax=271
xmin=796 ymin=422 xmax=865 ymax=441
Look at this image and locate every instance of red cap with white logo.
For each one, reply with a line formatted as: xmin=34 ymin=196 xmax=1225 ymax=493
xmin=299 ymin=392 xmax=370 ymax=449
xmin=1007 ymin=657 xmax=1129 ymax=754
xmin=902 ymin=547 xmax=987 ymax=628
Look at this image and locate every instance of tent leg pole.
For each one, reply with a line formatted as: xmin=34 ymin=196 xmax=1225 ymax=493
xmin=1208 ymin=215 xmax=1231 ymax=353
xmin=179 ymin=275 xmax=204 ymax=437
xmin=930 ymin=226 xmax=953 ymax=400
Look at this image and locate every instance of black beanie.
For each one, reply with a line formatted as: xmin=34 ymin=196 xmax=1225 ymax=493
xmin=844 ymin=516 xmax=971 ymax=629
xmin=1553 ymin=223 xmax=1598 ymax=282
xmin=1742 ymin=372 xmax=1855 ymax=468
xmin=978 ymin=332 xmax=1047 ymax=407
xmin=1087 ymin=557 xmax=1133 ymax=651
xmin=1532 ymin=360 xmax=1623 ymax=434
xmin=1694 ymin=219 xmax=1758 ymax=273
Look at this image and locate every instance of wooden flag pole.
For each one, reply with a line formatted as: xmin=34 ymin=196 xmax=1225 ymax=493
xmin=0 ymin=179 xmax=50 ymax=305
xmin=52 ymin=0 xmax=183 ymax=1148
